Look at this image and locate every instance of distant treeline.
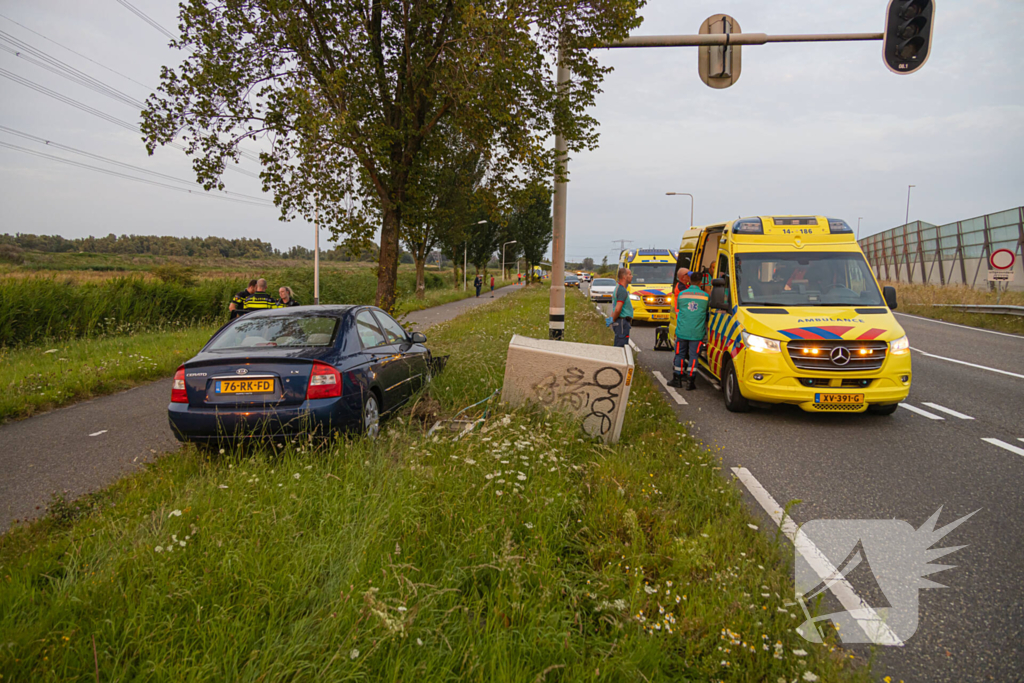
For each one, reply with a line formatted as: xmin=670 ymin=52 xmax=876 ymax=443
xmin=0 ymin=232 xmax=380 ymax=262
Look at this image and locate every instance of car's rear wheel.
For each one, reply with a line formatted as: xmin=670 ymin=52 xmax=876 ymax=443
xmin=363 ymin=391 xmax=381 ymax=439
xmin=723 ymin=360 xmax=750 ymax=413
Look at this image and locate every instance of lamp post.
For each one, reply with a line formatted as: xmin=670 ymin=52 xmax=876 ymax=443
xmin=665 ymin=192 xmax=695 ymax=228
xmin=857 ymin=217 xmax=863 ymax=241
xmin=502 ymin=240 xmax=517 ymax=281
xmin=905 ymin=185 xmax=915 ymax=228
xmin=463 ymin=219 xmax=488 ymax=291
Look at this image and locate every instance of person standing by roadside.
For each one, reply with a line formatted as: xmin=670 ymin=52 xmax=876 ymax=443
xmin=474 ymin=273 xmax=483 ymax=298
xmin=670 ymin=271 xmax=709 ymax=390
xmin=490 ymin=275 xmax=495 ymax=292
xmin=605 ymin=267 xmax=633 ymax=348
xmin=229 ymin=279 xmax=257 ymax=319
xmin=277 ymin=286 xmax=300 ymax=307
xmin=243 ymin=278 xmax=279 ymax=312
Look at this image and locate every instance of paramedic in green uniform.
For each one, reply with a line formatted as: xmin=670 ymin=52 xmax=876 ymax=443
xmin=670 ymin=270 xmax=709 ymax=390
xmin=605 ymin=267 xmax=633 ymax=348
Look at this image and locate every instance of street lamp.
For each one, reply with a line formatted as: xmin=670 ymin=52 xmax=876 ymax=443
xmin=666 ymin=192 xmax=695 ymax=228
xmin=463 ymin=219 xmax=488 ymax=291
xmin=502 ymin=240 xmax=517 ymax=282
xmin=857 ymin=217 xmax=863 ymax=241
xmin=905 ymin=185 xmax=915 ymax=228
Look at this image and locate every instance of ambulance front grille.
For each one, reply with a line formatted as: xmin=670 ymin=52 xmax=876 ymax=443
xmin=786 ymin=340 xmax=888 ymax=372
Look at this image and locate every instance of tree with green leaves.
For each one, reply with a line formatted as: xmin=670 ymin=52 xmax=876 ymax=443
xmin=140 ymin=0 xmax=645 ymax=312
xmin=507 ymin=184 xmax=552 ymax=286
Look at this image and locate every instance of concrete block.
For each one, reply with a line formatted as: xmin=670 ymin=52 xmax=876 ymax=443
xmin=500 ymin=335 xmax=635 ymax=443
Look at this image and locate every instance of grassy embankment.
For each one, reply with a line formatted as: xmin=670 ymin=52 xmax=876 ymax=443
xmin=0 ymin=266 xmax=485 ymax=422
xmin=0 ymin=286 xmax=867 ymax=682
xmin=884 ymin=281 xmax=1024 ymax=335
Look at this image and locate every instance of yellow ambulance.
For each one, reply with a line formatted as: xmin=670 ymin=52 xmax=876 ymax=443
xmin=617 ymin=248 xmax=679 ymax=323
xmin=672 ymin=215 xmax=911 ymax=414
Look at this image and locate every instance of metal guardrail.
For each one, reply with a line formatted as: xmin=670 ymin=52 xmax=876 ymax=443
xmin=931 ymin=304 xmax=1024 ymax=317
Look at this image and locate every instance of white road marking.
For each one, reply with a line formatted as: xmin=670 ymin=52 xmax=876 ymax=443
xmin=895 ymin=312 xmax=1024 ymax=340
xmin=652 ymin=370 xmax=688 ymax=405
xmin=629 ymin=339 xmax=641 ymax=354
xmin=982 ymin=438 xmax=1024 ymax=458
xmin=921 ymin=402 xmax=974 ymax=420
xmin=898 ymin=403 xmax=944 ymax=420
xmin=731 ymin=467 xmax=905 ymax=647
xmin=89 ymin=430 xmax=108 ymax=437
xmin=910 ymin=347 xmax=1024 ymax=380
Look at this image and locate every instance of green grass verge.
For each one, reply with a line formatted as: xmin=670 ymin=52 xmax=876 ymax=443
xmin=884 ymin=281 xmax=1024 ymax=335
xmin=0 ymin=286 xmax=867 ymax=682
xmin=0 ymin=324 xmax=222 ymax=423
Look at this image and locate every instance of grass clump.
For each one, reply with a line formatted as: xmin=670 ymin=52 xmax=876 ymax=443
xmin=0 ymin=286 xmax=867 ymax=682
xmin=886 ymin=281 xmax=1024 ymax=335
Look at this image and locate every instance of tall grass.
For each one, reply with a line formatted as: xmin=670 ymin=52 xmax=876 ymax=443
xmin=0 ymin=287 xmax=868 ymax=682
xmin=883 ymin=281 xmax=1024 ymax=335
xmin=0 ymin=268 xmax=450 ymax=347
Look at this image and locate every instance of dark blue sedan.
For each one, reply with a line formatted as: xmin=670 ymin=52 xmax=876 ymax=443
xmin=168 ymin=305 xmax=431 ymax=443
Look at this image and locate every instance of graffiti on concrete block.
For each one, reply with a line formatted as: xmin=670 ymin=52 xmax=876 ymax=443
xmin=532 ymin=365 xmax=624 ymax=436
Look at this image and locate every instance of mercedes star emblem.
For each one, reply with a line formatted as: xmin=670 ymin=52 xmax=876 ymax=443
xmin=830 ymin=346 xmax=852 ymax=366
xmin=236 ymin=368 xmax=248 ymax=375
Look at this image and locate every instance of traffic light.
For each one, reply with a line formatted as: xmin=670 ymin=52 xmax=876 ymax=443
xmin=883 ymin=0 xmax=935 ymax=74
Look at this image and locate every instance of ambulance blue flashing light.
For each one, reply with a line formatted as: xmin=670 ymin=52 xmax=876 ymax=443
xmin=733 ymin=218 xmax=764 ymax=235
xmin=827 ymin=218 xmax=854 ymax=234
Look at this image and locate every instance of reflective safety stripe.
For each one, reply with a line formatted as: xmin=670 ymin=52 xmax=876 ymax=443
xmin=549 ymin=320 xmax=565 ymax=330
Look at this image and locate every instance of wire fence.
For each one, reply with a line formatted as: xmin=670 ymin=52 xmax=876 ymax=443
xmin=858 ymin=206 xmax=1024 ymax=291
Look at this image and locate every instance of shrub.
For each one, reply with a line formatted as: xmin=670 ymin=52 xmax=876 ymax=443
xmin=0 ymin=243 xmax=25 ymax=264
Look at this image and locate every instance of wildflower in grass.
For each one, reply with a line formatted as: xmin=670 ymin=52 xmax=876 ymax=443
xmin=218 ymin=485 xmax=228 ymax=489
xmin=169 ymin=510 xmax=182 ymax=517
xmin=524 ymin=522 xmax=533 ymax=529
xmin=293 ymin=473 xmax=300 ymax=480
xmin=517 ymin=473 xmax=526 ymax=481
xmin=748 ymin=524 xmax=759 ymax=530
xmin=397 ymin=606 xmax=407 ymax=612
xmin=154 ymin=546 xmax=163 ymax=552
xmin=802 ymin=673 xmax=819 ymax=682
xmin=793 ymin=649 xmax=807 ymax=657
xmin=179 ymin=540 xmax=186 ymax=547
xmin=416 ymin=638 xmax=423 ymax=646
xmin=219 ymin=449 xmax=225 ymax=454
xmin=350 ymin=648 xmax=359 ymax=660
xmin=496 ymin=491 xmax=503 ymax=496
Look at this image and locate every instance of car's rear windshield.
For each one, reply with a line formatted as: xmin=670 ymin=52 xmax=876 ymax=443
xmin=565 ymin=275 xmax=578 ymax=281
xmin=209 ymin=315 xmax=340 ymax=349
xmin=592 ymin=279 xmax=615 ymax=286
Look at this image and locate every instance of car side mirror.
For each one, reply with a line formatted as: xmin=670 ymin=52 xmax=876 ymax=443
xmin=411 ymin=331 xmax=427 ymax=344
xmin=709 ymin=278 xmax=731 ymax=311
xmin=883 ymin=286 xmax=897 ymax=310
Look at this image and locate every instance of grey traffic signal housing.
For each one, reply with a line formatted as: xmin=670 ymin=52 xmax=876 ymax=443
xmin=883 ymin=0 xmax=935 ymax=74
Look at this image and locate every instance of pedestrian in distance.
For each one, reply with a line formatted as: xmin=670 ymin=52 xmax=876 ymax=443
xmin=243 ymin=278 xmax=279 ymax=312
xmin=490 ymin=275 xmax=495 ymax=292
xmin=229 ymin=279 xmax=257 ymax=319
xmin=670 ymin=270 xmax=709 ymax=391
xmin=278 ymin=286 xmax=299 ymax=307
xmin=605 ymin=267 xmax=633 ymax=348
xmin=474 ymin=273 xmax=483 ymax=298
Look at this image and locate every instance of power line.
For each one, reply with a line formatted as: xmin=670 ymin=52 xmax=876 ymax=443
xmin=0 ymin=125 xmax=274 ymax=204
xmin=0 ymin=13 xmax=153 ymax=91
xmin=115 ymin=0 xmax=176 ymax=42
xmin=0 ymin=140 xmax=274 ymax=208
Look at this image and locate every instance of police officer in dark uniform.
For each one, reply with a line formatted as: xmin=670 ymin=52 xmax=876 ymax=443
xmin=242 ymin=278 xmax=279 ymax=312
xmin=277 ymin=286 xmax=300 ymax=307
xmin=229 ymin=279 xmax=257 ymax=319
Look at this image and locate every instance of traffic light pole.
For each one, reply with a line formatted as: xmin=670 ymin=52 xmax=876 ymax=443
xmin=550 ymin=30 xmax=887 ymax=341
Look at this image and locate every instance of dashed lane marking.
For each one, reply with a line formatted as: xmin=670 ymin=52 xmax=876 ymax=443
xmin=89 ymin=430 xmax=108 ymax=437
xmin=629 ymin=339 xmax=641 ymax=354
xmin=982 ymin=438 xmax=1024 ymax=458
xmin=651 ymin=370 xmax=687 ymax=405
xmin=910 ymin=347 xmax=1024 ymax=380
xmin=898 ymin=403 xmax=944 ymax=420
xmin=921 ymin=402 xmax=975 ymax=420
xmin=731 ymin=467 xmax=905 ymax=647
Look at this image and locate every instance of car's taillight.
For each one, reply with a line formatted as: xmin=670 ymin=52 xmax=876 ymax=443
xmin=171 ymin=366 xmax=188 ymax=403
xmin=306 ymin=362 xmax=342 ymax=400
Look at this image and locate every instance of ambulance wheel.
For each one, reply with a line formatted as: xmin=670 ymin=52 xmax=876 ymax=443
xmin=722 ymin=360 xmax=750 ymax=413
xmin=869 ymin=403 xmax=899 ymax=415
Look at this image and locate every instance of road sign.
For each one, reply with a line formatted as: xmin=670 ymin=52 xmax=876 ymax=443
xmin=698 ymin=14 xmax=742 ymax=89
xmin=883 ymin=0 xmax=936 ymax=75
xmin=988 ymin=271 xmax=1015 ymax=282
xmin=990 ymin=248 xmax=1016 ymax=270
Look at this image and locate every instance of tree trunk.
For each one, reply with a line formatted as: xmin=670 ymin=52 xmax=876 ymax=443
xmin=414 ymin=256 xmax=426 ymax=299
xmin=376 ymin=207 xmax=401 ymax=312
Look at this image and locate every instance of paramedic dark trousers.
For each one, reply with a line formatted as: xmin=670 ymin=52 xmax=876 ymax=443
xmin=612 ymin=317 xmax=632 ymax=348
xmin=674 ymin=340 xmax=702 ymax=379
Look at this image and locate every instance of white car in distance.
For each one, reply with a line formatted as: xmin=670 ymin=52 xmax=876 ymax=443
xmin=589 ymin=277 xmax=617 ymax=303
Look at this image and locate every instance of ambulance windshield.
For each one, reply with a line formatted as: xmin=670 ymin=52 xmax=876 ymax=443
xmin=629 ymin=263 xmax=675 ymax=285
xmin=734 ymin=252 xmax=885 ymax=307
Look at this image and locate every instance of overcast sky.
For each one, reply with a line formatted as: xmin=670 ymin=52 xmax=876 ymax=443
xmin=1 ymin=0 xmax=1022 ymax=262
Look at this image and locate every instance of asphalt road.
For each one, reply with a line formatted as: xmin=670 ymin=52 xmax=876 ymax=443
xmin=0 ymin=285 xmax=522 ymax=533
xmin=587 ymin=283 xmax=1023 ymax=683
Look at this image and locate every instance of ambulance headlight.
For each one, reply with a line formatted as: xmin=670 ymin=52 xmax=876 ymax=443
xmin=629 ymin=293 xmax=641 ymax=301
xmin=740 ymin=330 xmax=781 ymax=354
xmin=890 ymin=335 xmax=910 ymax=355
